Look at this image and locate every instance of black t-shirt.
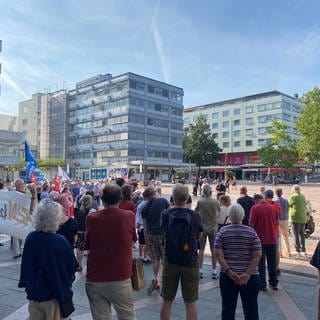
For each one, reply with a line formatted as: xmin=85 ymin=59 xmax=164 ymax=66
xmin=142 ymin=198 xmax=170 ymax=235
xmin=237 ymin=195 xmax=255 ymax=226
xmin=216 ymin=184 xmax=226 ymax=193
xmin=57 ymin=218 xmax=78 ymax=247
xmin=75 ymin=207 xmax=91 ymax=231
xmin=161 ymin=207 xmax=203 ymax=267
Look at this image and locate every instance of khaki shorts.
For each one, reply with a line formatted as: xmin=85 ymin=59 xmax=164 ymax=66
xmin=161 ymin=262 xmax=199 ymax=303
xmin=28 ymin=299 xmax=62 ymax=320
xmin=199 ymin=231 xmax=216 ymax=250
xmin=85 ymin=279 xmax=135 ymax=320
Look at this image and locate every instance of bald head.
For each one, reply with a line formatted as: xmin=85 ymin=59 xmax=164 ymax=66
xmin=15 ymin=179 xmax=26 ymax=192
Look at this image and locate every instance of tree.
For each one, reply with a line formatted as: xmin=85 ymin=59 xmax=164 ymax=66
xmin=183 ymin=115 xmax=221 ymax=176
xmin=296 ymin=87 xmax=320 ymax=163
xmin=257 ymin=120 xmax=298 ymax=169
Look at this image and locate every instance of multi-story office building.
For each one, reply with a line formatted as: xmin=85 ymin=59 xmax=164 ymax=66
xmin=39 ymin=90 xmax=67 ymax=159
xmin=19 ymin=93 xmax=43 ymax=156
xmin=0 ymin=114 xmax=19 ymax=131
xmin=19 ymin=90 xmax=67 ymax=159
xmin=184 ymin=91 xmax=304 ymax=176
xmin=0 ymin=130 xmax=24 ymax=180
xmin=67 ymin=73 xmax=184 ymax=181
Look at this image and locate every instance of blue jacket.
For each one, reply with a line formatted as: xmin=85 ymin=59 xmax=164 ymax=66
xmin=18 ymin=231 xmax=77 ymax=303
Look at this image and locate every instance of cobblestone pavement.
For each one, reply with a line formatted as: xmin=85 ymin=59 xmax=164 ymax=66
xmin=0 ymin=181 xmax=319 ymax=319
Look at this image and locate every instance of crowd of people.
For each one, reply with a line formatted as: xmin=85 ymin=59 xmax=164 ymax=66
xmin=0 ymin=176 xmax=317 ymax=319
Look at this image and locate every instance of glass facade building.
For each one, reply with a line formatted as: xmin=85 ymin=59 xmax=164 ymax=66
xmin=67 ymin=73 xmax=184 ymax=180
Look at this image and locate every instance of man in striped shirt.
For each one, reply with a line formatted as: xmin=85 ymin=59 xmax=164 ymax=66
xmin=214 ymin=204 xmax=261 ymax=319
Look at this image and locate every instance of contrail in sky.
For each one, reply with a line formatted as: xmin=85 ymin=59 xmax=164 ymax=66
xmin=2 ymin=72 xmax=29 ymax=99
xmin=142 ymin=0 xmax=169 ymax=83
xmin=151 ymin=22 xmax=169 ymax=83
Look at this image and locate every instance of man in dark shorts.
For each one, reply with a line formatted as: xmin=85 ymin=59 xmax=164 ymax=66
xmin=160 ymin=183 xmax=203 ymax=320
xmin=142 ymin=186 xmax=170 ymax=294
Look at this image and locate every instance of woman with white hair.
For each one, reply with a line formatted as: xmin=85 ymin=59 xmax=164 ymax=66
xmin=18 ymin=199 xmax=78 ymax=320
xmin=214 ymin=204 xmax=262 ymax=320
xmin=288 ymin=184 xmax=307 ymax=256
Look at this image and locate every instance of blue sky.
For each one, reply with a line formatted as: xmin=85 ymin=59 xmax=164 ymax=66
xmin=0 ymin=0 xmax=320 ymax=115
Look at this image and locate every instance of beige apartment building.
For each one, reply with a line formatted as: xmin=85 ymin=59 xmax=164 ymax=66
xmin=184 ymin=91 xmax=304 ymax=179
xmin=19 ymin=90 xmax=67 ymax=159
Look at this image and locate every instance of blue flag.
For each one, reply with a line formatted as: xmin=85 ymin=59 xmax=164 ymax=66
xmin=25 ymin=141 xmax=37 ymax=181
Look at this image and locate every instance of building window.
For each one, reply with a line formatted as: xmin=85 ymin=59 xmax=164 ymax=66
xmin=246 ymin=106 xmax=253 ymax=113
xmin=233 ymin=130 xmax=240 ymax=137
xmin=246 ymin=129 xmax=253 ymax=136
xmin=212 ymin=123 xmax=218 ymax=129
xmin=162 ymin=89 xmax=169 ymax=98
xmin=246 ymin=140 xmax=253 ymax=146
xmin=222 ymin=110 xmax=229 ymax=117
xmin=22 ymin=119 xmax=28 ymax=125
xmin=213 ymin=133 xmax=218 ymax=139
xmin=222 ymin=131 xmax=229 ymax=138
xmin=171 ymin=137 xmax=182 ymax=145
xmin=246 ymin=117 xmax=253 ymax=125
xmin=23 ymin=106 xmax=28 ymax=113
xmin=257 ymin=104 xmax=266 ymax=111
xmin=233 ymin=119 xmax=240 ymax=126
xmin=258 ymin=127 xmax=268 ymax=134
xmin=223 ymin=142 xmax=229 ymax=148
xmin=154 ymin=88 xmax=162 ymax=96
xmin=233 ymin=141 xmax=240 ymax=147
xmin=223 ymin=120 xmax=229 ymax=128
xmin=258 ymin=138 xmax=272 ymax=146
xmin=233 ymin=108 xmax=240 ymax=115
xmin=212 ymin=112 xmax=219 ymax=119
xmin=147 ymin=85 xmax=155 ymax=94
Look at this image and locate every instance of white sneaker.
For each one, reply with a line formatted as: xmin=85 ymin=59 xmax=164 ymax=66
xmin=212 ymin=270 xmax=218 ymax=279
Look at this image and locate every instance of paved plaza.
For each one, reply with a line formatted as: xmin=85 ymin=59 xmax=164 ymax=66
xmin=0 ymin=181 xmax=319 ymax=319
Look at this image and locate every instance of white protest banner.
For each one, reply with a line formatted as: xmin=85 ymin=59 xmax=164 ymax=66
xmin=0 ymin=191 xmax=35 ymax=240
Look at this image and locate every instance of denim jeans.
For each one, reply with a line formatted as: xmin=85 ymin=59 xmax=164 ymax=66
xmin=258 ymin=244 xmax=278 ymax=288
xmin=219 ymin=272 xmax=260 ymax=320
xmin=291 ymin=222 xmax=306 ymax=252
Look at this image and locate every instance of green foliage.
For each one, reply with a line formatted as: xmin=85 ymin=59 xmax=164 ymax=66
xmin=183 ymin=115 xmax=221 ymax=174
xmin=257 ymin=120 xmax=298 ymax=169
xmin=22 ymin=158 xmax=65 ymax=170
xmin=296 ymin=87 xmax=320 ymax=163
xmin=226 ymin=171 xmax=234 ymax=178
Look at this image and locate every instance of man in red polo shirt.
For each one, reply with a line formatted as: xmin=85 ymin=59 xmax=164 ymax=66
xmin=85 ymin=184 xmax=137 ymax=319
xmin=249 ymin=189 xmax=279 ymax=291
xmin=264 ymin=189 xmax=282 ymax=274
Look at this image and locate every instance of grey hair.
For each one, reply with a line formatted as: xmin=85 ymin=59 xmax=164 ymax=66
xmin=172 ymin=183 xmax=189 ymax=203
xmin=33 ymin=199 xmax=63 ymax=233
xmin=80 ymin=194 xmax=93 ymax=208
xmin=227 ymin=204 xmax=244 ymax=224
xmin=292 ymin=184 xmax=300 ymax=193
xmin=202 ymin=184 xmax=211 ymax=197
xmin=48 ymin=191 xmax=59 ymax=201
